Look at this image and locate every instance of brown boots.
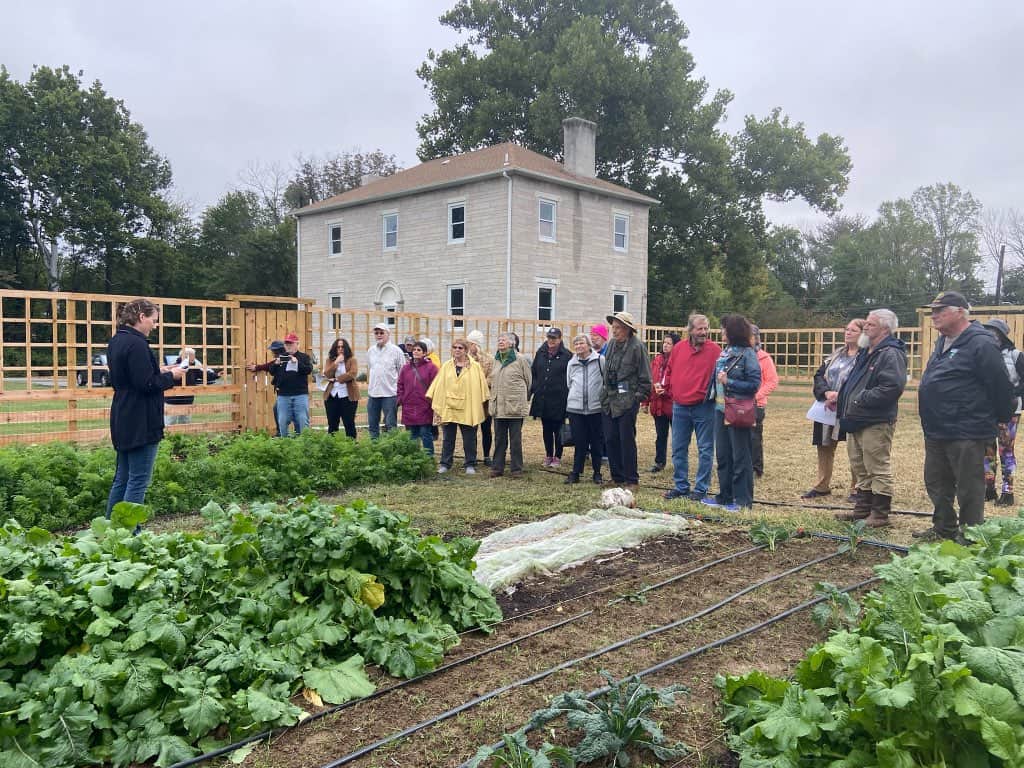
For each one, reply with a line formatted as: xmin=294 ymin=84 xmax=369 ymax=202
xmin=865 ymin=493 xmax=891 ymax=528
xmin=835 ymin=489 xmax=872 ymax=521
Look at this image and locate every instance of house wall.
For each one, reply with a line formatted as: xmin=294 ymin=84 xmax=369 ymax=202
xmin=297 ymin=173 xmax=650 ymax=322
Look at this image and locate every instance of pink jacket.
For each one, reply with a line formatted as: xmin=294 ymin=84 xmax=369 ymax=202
xmin=397 ymin=358 xmax=438 ymax=426
xmin=755 ymin=348 xmax=779 ymax=407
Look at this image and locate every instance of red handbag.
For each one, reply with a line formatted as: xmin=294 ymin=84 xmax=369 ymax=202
xmin=722 ymin=354 xmax=757 ymax=428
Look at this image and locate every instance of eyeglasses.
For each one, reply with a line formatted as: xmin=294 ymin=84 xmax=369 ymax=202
xmin=452 ymin=345 xmax=465 ymax=350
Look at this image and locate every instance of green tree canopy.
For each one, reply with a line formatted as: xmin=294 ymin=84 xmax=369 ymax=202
xmin=0 ymin=65 xmax=173 ymax=291
xmin=416 ymin=0 xmax=852 ymax=321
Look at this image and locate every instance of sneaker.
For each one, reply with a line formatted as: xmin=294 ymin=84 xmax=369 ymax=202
xmin=483 ymin=457 xmax=493 ymax=467
xmin=437 ymin=465 xmax=449 ymax=474
xmin=722 ymin=503 xmax=741 ymax=513
xmin=510 ymin=470 xmax=524 ymax=478
xmin=700 ymin=497 xmax=721 ymax=508
xmin=688 ymin=491 xmax=705 ymax=502
xmin=543 ymin=456 xmax=554 ymax=467
xmin=648 ymin=463 xmax=665 ymax=473
xmin=550 ymin=457 xmax=561 ymax=468
xmin=465 ymin=466 xmax=476 ymax=475
xmin=800 ymin=489 xmax=831 ymax=500
xmin=592 ymin=474 xmax=604 ymax=485
xmin=663 ymin=488 xmax=688 ymax=500
xmin=564 ymin=473 xmax=579 ymax=485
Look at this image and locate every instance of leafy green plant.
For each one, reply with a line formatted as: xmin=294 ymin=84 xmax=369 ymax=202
xmin=809 ymin=581 xmax=861 ymax=631
xmin=0 ymin=497 xmax=501 ymax=767
xmin=749 ymin=520 xmax=790 ymax=552
xmin=469 ymin=733 xmax=576 ymax=768
xmin=838 ymin=518 xmax=867 ymax=554
xmin=0 ymin=430 xmax=434 ymax=531
xmin=717 ymin=515 xmax=1024 ymax=767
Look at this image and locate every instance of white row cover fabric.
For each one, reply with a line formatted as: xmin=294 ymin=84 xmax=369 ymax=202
xmin=473 ymin=507 xmax=696 ymax=591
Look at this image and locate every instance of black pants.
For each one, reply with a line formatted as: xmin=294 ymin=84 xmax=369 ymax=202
xmin=479 ymin=414 xmax=493 ymax=459
xmin=325 ymin=397 xmax=358 ymax=439
xmin=569 ymin=412 xmax=603 ymax=477
xmin=653 ymin=414 xmax=671 ymax=467
xmin=751 ymin=406 xmax=766 ymax=475
xmin=603 ymin=403 xmax=640 ymax=485
xmin=440 ymin=422 xmax=478 ymax=469
xmin=541 ymin=417 xmax=564 ymax=458
xmin=924 ymin=438 xmax=988 ymax=535
xmin=492 ymin=418 xmax=524 ymax=473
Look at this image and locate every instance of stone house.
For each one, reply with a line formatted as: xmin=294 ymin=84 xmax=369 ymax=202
xmin=292 ymin=118 xmax=657 ymax=326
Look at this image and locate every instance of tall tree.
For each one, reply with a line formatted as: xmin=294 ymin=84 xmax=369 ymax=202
xmin=0 ymin=66 xmax=174 ymax=291
xmin=911 ymin=182 xmax=981 ymax=295
xmin=284 ymin=150 xmax=399 ymax=210
xmin=415 ymin=0 xmax=851 ymax=320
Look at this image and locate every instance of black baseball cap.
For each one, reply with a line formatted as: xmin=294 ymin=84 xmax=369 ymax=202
xmin=927 ymin=291 xmax=969 ymax=310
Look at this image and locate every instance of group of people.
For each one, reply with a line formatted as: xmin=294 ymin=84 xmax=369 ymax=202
xmin=106 ymin=293 xmax=1022 ymax=546
xmin=803 ymin=291 xmax=1018 ymax=542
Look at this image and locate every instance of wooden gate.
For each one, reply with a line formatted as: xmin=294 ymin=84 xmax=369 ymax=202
xmin=237 ymin=298 xmax=314 ymax=433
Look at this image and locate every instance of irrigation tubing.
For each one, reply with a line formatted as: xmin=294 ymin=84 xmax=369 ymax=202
xmin=316 ymin=548 xmax=845 ymax=768
xmin=537 ymin=466 xmax=933 ymax=517
xmin=169 ymin=543 xmax=768 ymax=768
xmin=460 ymin=574 xmax=882 ymax=768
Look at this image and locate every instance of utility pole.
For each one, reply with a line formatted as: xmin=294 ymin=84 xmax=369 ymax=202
xmin=996 ymin=244 xmax=1006 ymax=304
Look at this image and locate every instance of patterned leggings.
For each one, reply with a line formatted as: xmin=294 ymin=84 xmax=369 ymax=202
xmin=984 ymin=415 xmax=1019 ymax=494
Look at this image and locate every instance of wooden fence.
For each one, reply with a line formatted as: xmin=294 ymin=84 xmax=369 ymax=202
xmin=3 ymin=288 xmax=1020 ymax=445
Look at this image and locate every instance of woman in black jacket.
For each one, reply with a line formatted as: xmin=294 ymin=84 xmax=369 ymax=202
xmin=105 ymin=299 xmax=183 ymax=517
xmin=530 ymin=328 xmax=572 ymax=467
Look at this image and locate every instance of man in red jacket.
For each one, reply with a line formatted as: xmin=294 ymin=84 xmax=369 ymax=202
xmin=662 ymin=313 xmax=722 ymax=500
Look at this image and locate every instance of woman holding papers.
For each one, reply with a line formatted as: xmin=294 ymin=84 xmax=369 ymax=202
xmin=801 ymin=319 xmax=865 ymax=499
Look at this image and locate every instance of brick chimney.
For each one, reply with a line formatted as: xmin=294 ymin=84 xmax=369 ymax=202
xmin=562 ymin=117 xmax=596 ymax=178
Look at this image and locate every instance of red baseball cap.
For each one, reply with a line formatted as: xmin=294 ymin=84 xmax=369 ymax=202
xmin=283 ymin=332 xmax=299 ymax=343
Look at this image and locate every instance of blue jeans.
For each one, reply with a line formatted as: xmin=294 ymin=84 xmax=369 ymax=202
xmin=276 ymin=394 xmax=309 ymax=437
xmin=715 ymin=410 xmax=755 ymax=508
xmin=671 ymin=400 xmax=715 ymax=495
xmin=106 ymin=442 xmax=161 ymax=518
xmin=407 ymin=424 xmax=435 ymax=455
xmin=366 ymin=395 xmax=398 ymax=439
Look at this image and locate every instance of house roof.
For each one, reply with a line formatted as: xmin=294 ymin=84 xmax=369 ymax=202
xmin=291 ymin=142 xmax=659 ymax=217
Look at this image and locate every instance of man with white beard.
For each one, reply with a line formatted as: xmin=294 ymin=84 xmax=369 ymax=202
xmin=834 ymin=309 xmax=908 ymax=527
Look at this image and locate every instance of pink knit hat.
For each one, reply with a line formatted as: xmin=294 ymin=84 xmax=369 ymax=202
xmin=590 ymin=323 xmax=609 ymax=341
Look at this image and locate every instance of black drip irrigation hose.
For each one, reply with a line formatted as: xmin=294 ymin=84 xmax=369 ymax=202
xmin=667 ymin=509 xmax=912 ymax=555
xmin=316 ymin=548 xmax=845 ymax=768
xmin=459 ymin=574 xmax=882 ymax=768
xmin=537 ymin=465 xmax=933 ymax=517
xmin=169 ymin=543 xmax=768 ymax=768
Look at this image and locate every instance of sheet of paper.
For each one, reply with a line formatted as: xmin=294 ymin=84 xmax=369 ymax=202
xmin=806 ymin=399 xmax=837 ymax=426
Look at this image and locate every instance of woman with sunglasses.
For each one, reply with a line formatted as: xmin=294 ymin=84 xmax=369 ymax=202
xmin=426 ymin=338 xmax=490 ymax=474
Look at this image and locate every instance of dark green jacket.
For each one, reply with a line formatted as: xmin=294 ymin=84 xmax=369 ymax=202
xmin=600 ymin=334 xmax=652 ymax=418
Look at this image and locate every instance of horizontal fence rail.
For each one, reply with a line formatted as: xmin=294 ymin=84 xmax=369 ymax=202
xmin=2 ymin=289 xmax=1014 ymax=445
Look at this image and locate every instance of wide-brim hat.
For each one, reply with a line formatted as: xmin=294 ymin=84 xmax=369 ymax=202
xmin=467 ymin=330 xmax=485 ymax=347
xmin=983 ymin=318 xmax=1011 ymax=340
xmin=606 ymin=311 xmax=638 ymax=331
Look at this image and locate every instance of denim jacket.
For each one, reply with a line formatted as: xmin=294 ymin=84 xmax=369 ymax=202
xmin=712 ymin=346 xmax=761 ymax=412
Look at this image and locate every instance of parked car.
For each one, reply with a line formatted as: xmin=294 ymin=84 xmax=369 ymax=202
xmin=74 ymin=354 xmax=221 ymax=387
xmin=75 ymin=354 xmax=110 ymax=387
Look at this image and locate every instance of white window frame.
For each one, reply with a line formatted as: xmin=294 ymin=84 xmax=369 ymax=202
xmin=328 ymin=221 xmax=342 ymax=257
xmin=448 ymin=202 xmax=466 ymax=244
xmin=537 ymin=284 xmax=556 ymax=323
xmin=612 ymin=291 xmax=628 ymax=314
xmin=613 ymin=213 xmax=629 ymax=252
xmin=538 ymin=199 xmax=557 ymax=242
xmin=328 ymin=292 xmax=343 ymax=330
xmin=447 ymin=284 xmax=465 ymax=330
xmin=382 ymin=212 xmax=398 ymax=251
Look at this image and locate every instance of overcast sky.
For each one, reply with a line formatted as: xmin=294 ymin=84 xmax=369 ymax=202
xmin=4 ymin=1 xmax=1022 ymax=232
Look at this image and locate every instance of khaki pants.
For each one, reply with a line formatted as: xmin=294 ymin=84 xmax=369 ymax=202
xmin=847 ymin=423 xmax=895 ymax=497
xmin=814 ymin=443 xmax=856 ymax=493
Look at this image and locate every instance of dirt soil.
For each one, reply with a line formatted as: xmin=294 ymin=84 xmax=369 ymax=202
xmin=233 ymin=524 xmax=895 ymax=768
